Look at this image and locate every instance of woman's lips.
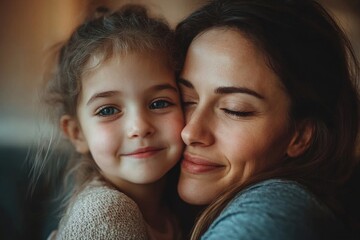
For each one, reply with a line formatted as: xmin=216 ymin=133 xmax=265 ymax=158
xmin=122 ymin=147 xmax=163 ymax=159
xmin=181 ymin=153 xmax=224 ymax=174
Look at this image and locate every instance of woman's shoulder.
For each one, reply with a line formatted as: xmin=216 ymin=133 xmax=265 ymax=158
xmin=232 ymin=179 xmax=325 ymax=208
xmin=56 ymin=179 xmax=148 ymax=239
xmin=228 ymin=179 xmax=340 ymax=225
xmin=203 ymin=179 xmax=346 ymax=240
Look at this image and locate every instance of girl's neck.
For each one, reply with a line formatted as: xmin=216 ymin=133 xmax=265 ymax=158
xmin=145 ymin=210 xmax=177 ymax=240
xmin=129 ymin=178 xmax=167 ymax=220
xmin=103 ymin=174 xmax=178 ymax=239
xmin=126 ymin=178 xmax=177 ymax=240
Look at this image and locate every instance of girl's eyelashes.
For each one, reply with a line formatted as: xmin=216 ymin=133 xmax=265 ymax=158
xmin=96 ymin=106 xmax=120 ymax=117
xmin=221 ymin=108 xmax=255 ymax=118
xmin=94 ymin=99 xmax=175 ymax=116
xmin=149 ymin=99 xmax=174 ymax=110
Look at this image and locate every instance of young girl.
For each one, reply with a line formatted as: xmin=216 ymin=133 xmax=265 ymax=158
xmin=34 ymin=5 xmax=184 ymax=240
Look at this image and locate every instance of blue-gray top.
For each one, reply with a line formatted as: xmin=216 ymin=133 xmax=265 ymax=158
xmin=202 ymin=179 xmax=350 ymax=240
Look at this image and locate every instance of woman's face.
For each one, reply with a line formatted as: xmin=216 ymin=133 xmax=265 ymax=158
xmin=178 ymin=28 xmax=295 ymax=205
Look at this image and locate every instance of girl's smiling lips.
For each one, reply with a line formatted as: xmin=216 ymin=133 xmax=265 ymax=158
xmin=122 ymin=147 xmax=164 ymax=158
xmin=181 ymin=153 xmax=224 ymax=174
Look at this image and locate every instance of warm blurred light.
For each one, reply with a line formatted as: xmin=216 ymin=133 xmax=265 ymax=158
xmin=0 ymin=0 xmax=358 ymax=146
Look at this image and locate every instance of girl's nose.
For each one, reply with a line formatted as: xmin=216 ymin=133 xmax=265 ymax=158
xmin=127 ymin=114 xmax=155 ymax=139
xmin=181 ymin=106 xmax=214 ymax=147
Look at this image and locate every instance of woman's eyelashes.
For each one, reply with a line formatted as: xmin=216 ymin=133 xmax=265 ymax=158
xmin=221 ymin=108 xmax=255 ymax=118
xmin=180 ymin=95 xmax=197 ymax=108
xmin=181 ymin=93 xmax=256 ymax=118
xmin=181 ymin=96 xmax=255 ymax=118
xmin=182 ymin=100 xmax=196 ymax=108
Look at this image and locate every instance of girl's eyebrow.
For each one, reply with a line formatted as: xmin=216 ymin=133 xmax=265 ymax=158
xmin=178 ymin=78 xmax=264 ymax=99
xmin=150 ymin=83 xmax=178 ymax=93
xmin=87 ymin=91 xmax=119 ymax=106
xmin=86 ymin=84 xmax=178 ymax=106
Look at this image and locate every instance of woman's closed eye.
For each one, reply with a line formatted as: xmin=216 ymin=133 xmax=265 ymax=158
xmin=221 ymin=108 xmax=255 ymax=118
xmin=96 ymin=106 xmax=120 ymax=117
xmin=181 ymin=95 xmax=197 ymax=108
xmin=182 ymin=100 xmax=197 ymax=108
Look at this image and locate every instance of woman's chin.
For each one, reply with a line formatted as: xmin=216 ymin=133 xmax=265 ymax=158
xmin=177 ymin=176 xmax=214 ymax=205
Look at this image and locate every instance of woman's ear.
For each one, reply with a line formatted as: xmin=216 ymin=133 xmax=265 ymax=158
xmin=60 ymin=115 xmax=89 ymax=154
xmin=287 ymin=120 xmax=314 ymax=158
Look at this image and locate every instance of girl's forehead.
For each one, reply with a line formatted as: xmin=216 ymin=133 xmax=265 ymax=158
xmin=82 ymin=48 xmax=172 ymax=78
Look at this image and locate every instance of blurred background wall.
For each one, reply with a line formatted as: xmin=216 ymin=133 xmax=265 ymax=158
xmin=0 ymin=0 xmax=208 ymax=147
xmin=0 ymin=0 xmax=359 ymax=239
xmin=0 ymin=0 xmax=359 ymax=147
xmin=0 ymin=1 xmax=207 ymax=239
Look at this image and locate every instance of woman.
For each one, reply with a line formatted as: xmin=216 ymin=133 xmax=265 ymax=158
xmin=175 ymin=0 xmax=359 ymax=239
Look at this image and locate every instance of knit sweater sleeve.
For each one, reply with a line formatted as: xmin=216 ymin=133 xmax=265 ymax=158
xmin=55 ymin=183 xmax=148 ymax=240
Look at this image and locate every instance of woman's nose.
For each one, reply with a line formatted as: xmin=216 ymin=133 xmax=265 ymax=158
xmin=181 ymin=106 xmax=214 ymax=147
xmin=127 ymin=113 xmax=155 ymax=139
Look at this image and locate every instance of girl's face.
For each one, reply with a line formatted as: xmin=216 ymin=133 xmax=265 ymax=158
xmin=178 ymin=28 xmax=296 ymax=205
xmin=65 ymin=52 xmax=184 ymax=188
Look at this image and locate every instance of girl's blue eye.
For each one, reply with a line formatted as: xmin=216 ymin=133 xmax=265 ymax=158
xmin=149 ymin=100 xmax=172 ymax=109
xmin=97 ymin=107 xmax=119 ymax=116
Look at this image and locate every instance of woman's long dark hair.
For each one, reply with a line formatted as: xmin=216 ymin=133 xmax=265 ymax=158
xmin=175 ymin=0 xmax=360 ymax=238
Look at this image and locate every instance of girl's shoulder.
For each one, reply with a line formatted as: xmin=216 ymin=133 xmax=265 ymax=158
xmin=56 ymin=178 xmax=148 ymax=239
xmin=78 ymin=178 xmax=137 ymax=208
xmin=203 ymin=179 xmax=347 ymax=240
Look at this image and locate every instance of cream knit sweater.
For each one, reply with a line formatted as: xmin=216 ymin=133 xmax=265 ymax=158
xmin=51 ymin=179 xmax=148 ymax=240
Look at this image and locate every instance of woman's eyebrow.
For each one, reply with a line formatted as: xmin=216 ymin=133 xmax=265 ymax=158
xmin=215 ymin=86 xmax=264 ymax=99
xmin=178 ymin=78 xmax=194 ymax=89
xmin=178 ymin=78 xmax=264 ymax=99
